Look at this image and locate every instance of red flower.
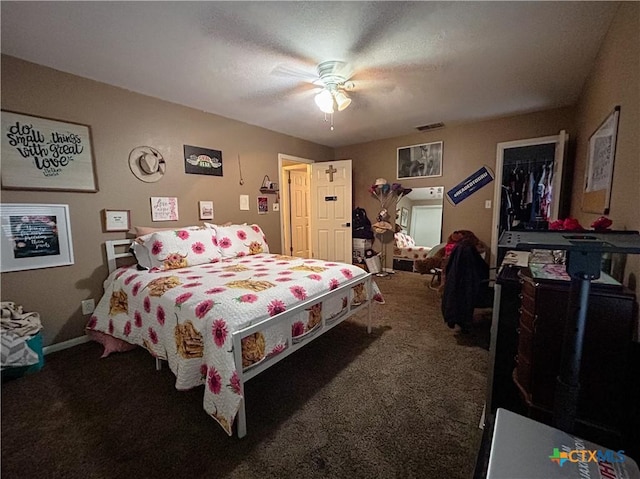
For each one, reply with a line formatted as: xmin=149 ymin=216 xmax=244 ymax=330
xmin=151 ymin=240 xmax=163 ymax=256
xmin=329 ymin=278 xmax=339 ymax=291
xmin=175 ymin=292 xmax=193 ymax=307
xmin=87 ymin=316 xmax=97 ymax=329
xmin=212 ymin=319 xmax=228 ymax=347
xmin=143 ymin=296 xmax=151 ymax=313
xmin=212 ymin=236 xmax=219 ymax=247
xmin=292 ymin=321 xmax=305 ymax=337
xmin=156 ymin=306 xmax=165 ymax=325
xmin=228 ymin=371 xmax=242 ymax=395
xmin=208 ymin=367 xmax=222 ymax=394
xmin=252 ymin=225 xmax=260 ymax=233
xmin=124 ymin=274 xmax=139 ymax=285
xmin=237 ymin=230 xmax=247 ymax=240
xmin=195 ymin=299 xmax=214 ymax=319
xmin=200 ymin=364 xmax=208 ymax=381
xmin=291 ymin=285 xmax=309 ymax=300
xmin=134 ymin=311 xmax=142 ymax=327
xmin=192 ymin=242 xmax=205 ymax=254
xmin=182 ymin=282 xmax=203 ymax=288
xmin=340 ymin=268 xmax=353 ymax=279
xmin=124 ymin=321 xmax=132 ymax=336
xmin=268 ymin=299 xmax=286 ymax=317
xmin=148 ymin=327 xmax=158 ymax=344
xmin=219 ymin=237 xmax=232 ymax=249
xmin=132 ymin=282 xmax=142 ymax=296
xmin=176 ymin=230 xmax=190 ymax=240
xmin=308 ymin=274 xmax=322 ymax=281
xmin=237 ymin=294 xmax=258 ymax=303
xmin=275 ymin=277 xmax=293 ymax=282
xmin=205 ymin=287 xmax=226 ymax=294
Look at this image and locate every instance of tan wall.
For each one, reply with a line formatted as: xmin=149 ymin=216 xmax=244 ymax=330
xmin=570 ymin=2 xmax=640 ymax=290
xmin=1 ymin=55 xmax=333 ymax=346
xmin=3 ymin=2 xmax=638 ymax=348
xmin=336 ymin=108 xmax=575 ymax=267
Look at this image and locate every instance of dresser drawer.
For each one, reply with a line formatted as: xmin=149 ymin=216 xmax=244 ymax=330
xmin=518 ymin=307 xmax=537 ymax=331
xmin=515 ymin=354 xmax=532 ymax=393
xmin=516 ymin=323 xmax=534 ymax=363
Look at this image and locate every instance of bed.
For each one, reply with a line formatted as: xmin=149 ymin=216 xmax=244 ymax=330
xmin=88 ymin=224 xmax=374 ymax=438
xmin=392 ymin=232 xmax=432 ymax=271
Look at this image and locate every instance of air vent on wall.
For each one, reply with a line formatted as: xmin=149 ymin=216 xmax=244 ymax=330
xmin=416 ymin=122 xmax=445 ymax=132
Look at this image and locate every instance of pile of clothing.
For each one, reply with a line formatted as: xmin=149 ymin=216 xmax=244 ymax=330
xmin=1 ymin=302 xmax=42 ymax=369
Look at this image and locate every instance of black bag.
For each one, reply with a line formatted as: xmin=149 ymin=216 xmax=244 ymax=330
xmin=353 ymin=207 xmax=374 ymax=239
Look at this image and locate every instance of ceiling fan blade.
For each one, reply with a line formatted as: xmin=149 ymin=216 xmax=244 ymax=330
xmin=271 ymin=63 xmax=319 ymax=83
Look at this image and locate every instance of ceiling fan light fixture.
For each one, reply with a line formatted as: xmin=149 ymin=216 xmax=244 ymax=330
xmin=314 ymin=89 xmax=334 ymax=113
xmin=334 ymin=90 xmax=352 ymax=111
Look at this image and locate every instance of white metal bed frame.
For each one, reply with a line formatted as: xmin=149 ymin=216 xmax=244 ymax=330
xmin=104 ymin=239 xmax=373 ymax=437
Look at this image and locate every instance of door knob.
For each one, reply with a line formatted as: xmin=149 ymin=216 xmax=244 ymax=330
xmin=342 ymin=222 xmax=351 ymax=227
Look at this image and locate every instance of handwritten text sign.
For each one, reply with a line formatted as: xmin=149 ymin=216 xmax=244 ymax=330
xmin=1 ymin=111 xmax=97 ymax=192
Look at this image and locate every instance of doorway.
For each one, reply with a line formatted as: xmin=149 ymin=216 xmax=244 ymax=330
xmin=489 ymin=131 xmax=568 ymax=269
xmin=278 ymin=154 xmax=313 ymax=258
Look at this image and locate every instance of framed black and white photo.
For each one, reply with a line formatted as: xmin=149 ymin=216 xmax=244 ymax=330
xmin=184 ymin=145 xmax=223 ymax=176
xmin=199 ymin=201 xmax=214 ymax=220
xmin=0 ymin=203 xmax=74 ymax=272
xmin=102 ymin=209 xmax=131 ymax=232
xmin=582 ymin=106 xmax=620 ymax=214
xmin=1 ymin=110 xmax=98 ymax=192
xmin=397 ymin=141 xmax=443 ymax=179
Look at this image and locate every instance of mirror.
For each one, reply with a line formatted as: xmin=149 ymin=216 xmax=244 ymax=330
xmin=395 ymin=186 xmax=444 ymax=248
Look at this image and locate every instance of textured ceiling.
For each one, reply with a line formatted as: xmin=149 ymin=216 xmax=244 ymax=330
xmin=0 ymin=1 xmax=619 ymax=147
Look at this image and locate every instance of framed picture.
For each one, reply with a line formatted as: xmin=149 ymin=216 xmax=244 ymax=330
xmin=0 ymin=203 xmax=74 ymax=272
xmin=397 ymin=141 xmax=443 ymax=179
xmin=102 ymin=209 xmax=131 ymax=232
xmin=582 ymin=106 xmax=620 ymax=214
xmin=184 ymin=145 xmax=223 ymax=176
xmin=400 ymin=207 xmax=409 ymax=227
xmin=199 ymin=201 xmax=214 ymax=220
xmin=257 ymin=196 xmax=268 ymax=215
xmin=151 ymin=197 xmax=179 ymax=222
xmin=1 ymin=110 xmax=98 ymax=192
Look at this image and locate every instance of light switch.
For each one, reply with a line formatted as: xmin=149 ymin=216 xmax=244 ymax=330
xmin=273 ymin=203 xmax=280 ymax=212
xmin=485 ymin=200 xmax=492 ymax=209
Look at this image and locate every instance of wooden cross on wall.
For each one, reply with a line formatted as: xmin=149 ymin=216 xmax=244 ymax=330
xmin=325 ymin=164 xmax=337 ymax=182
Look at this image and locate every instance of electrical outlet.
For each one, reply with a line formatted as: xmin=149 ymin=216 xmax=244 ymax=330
xmin=273 ymin=203 xmax=280 ymax=212
xmin=81 ymin=299 xmax=95 ymax=315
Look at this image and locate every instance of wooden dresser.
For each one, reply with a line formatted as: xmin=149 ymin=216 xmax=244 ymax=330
xmin=512 ymin=266 xmax=637 ymax=440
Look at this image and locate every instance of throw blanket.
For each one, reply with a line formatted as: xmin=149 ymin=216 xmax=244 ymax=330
xmin=0 ymin=302 xmax=42 ymax=368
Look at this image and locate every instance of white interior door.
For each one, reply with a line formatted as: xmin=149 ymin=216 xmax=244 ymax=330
xmin=289 ymin=168 xmax=310 ymax=258
xmin=490 ymin=130 xmax=568 ymax=269
xmin=310 ymin=160 xmax=352 ymax=263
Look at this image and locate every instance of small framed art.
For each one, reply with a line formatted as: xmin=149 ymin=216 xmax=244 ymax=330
xmin=199 ymin=201 xmax=214 ymax=220
xmin=102 ymin=209 xmax=131 ymax=232
xmin=151 ymin=197 xmax=179 ymax=222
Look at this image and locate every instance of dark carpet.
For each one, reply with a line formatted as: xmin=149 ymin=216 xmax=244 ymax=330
xmin=1 ymin=271 xmax=489 ymax=479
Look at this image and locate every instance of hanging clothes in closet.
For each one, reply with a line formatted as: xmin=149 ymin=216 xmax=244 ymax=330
xmin=500 ymin=159 xmax=554 ymax=233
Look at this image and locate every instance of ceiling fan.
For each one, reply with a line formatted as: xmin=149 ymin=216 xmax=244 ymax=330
xmin=311 ymin=60 xmax=356 ymax=114
xmin=271 ymin=60 xmax=357 ymax=115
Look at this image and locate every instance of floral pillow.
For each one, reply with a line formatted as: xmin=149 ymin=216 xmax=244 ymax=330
xmin=210 ymin=224 xmax=269 ymax=258
xmin=394 ymin=232 xmax=416 ymax=248
xmin=137 ymin=227 xmax=222 ymax=270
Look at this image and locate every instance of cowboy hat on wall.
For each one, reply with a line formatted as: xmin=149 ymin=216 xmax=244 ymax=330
xmin=129 ymin=146 xmax=166 ymax=183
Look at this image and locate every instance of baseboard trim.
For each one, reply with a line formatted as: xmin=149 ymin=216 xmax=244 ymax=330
xmin=43 ymin=335 xmax=90 ymax=355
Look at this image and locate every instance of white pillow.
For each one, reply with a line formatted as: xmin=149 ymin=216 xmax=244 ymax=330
xmin=136 ymin=227 xmax=222 ymax=270
xmin=209 ymin=224 xmax=269 ymax=258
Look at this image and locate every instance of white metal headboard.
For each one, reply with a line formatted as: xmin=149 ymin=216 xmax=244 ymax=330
xmin=106 ymin=239 xmax=135 ymax=273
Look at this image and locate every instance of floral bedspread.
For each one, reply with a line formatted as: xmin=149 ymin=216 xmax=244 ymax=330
xmin=393 ymin=245 xmax=432 ymax=260
xmin=88 ymin=253 xmax=374 ymax=435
